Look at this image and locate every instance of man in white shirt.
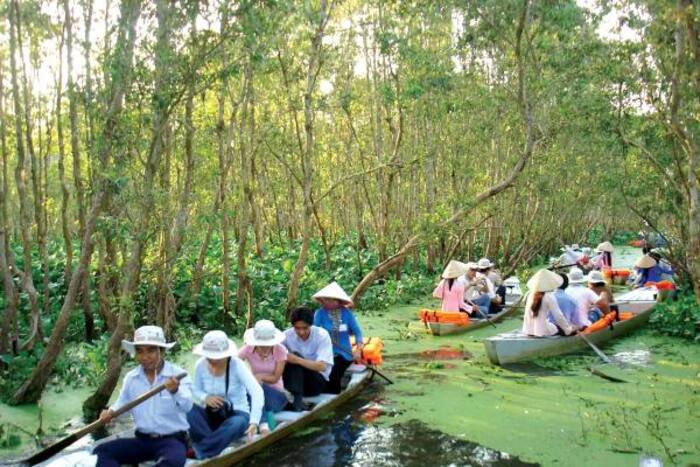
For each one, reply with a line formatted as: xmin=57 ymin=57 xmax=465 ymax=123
xmin=565 ymin=268 xmax=606 ymax=327
xmin=283 ymin=307 xmax=334 ymax=411
xmin=463 ymin=262 xmax=494 ymax=316
xmin=96 ymin=326 xmax=193 ymax=467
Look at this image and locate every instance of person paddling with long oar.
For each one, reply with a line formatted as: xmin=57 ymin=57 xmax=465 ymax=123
xmin=94 ymin=325 xmax=193 ymax=467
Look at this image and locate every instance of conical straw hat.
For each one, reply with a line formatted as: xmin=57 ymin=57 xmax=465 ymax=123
xmin=442 ymin=260 xmax=469 ymax=279
xmin=312 ymin=281 xmax=353 ymax=305
xmin=527 ymin=269 xmax=564 ymax=293
xmin=596 ymin=241 xmax=614 ymax=253
xmin=635 ymin=255 xmax=657 ymax=269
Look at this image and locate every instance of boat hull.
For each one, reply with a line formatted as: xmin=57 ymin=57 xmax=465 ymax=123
xmin=483 ymin=300 xmax=655 ymax=365
xmin=428 ymin=297 xmax=522 ymax=336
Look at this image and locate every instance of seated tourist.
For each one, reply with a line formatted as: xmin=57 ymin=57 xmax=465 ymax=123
xmin=463 ymin=262 xmax=493 ymax=317
xmin=283 ymin=306 xmax=334 ymax=411
xmin=312 ymin=281 xmax=364 ymax=394
xmin=633 ymin=254 xmax=674 ymax=288
xmin=477 ymin=257 xmax=505 ymax=312
xmin=432 ymin=260 xmax=472 ymax=313
xmin=586 ymin=271 xmax=614 ymax=322
xmin=187 ymin=330 xmax=263 ymax=459
xmin=522 ymin=269 xmax=575 ymax=337
xmin=591 ymin=241 xmax=614 ymax=270
xmin=239 ymin=320 xmax=289 ymax=435
xmin=550 ymin=273 xmax=587 ymax=330
xmin=566 ymin=268 xmax=606 ymax=328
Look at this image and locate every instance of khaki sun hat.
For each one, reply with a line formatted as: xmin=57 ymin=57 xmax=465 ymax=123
xmin=312 ymin=281 xmax=353 ymax=306
xmin=596 ymin=241 xmax=614 ymax=253
xmin=244 ymin=320 xmax=285 ymax=347
xmin=527 ymin=269 xmax=564 ymax=293
xmin=193 ymin=330 xmax=238 ymax=360
xmin=635 ymin=255 xmax=657 ymax=269
xmin=441 ymin=260 xmax=469 ymax=279
xmin=121 ymin=325 xmax=175 ymax=357
xmin=477 ymin=258 xmax=494 ymax=269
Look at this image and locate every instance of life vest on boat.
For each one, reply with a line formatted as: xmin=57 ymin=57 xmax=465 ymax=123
xmin=417 ymin=309 xmax=470 ymax=325
xmin=351 ymin=336 xmax=384 ymax=365
xmin=582 ymin=311 xmax=634 ymax=334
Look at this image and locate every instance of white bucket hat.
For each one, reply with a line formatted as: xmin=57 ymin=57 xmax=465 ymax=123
xmin=588 ymin=270 xmax=607 ymax=285
xmin=121 ymin=325 xmax=175 ymax=357
xmin=441 ymin=260 xmax=469 ymax=279
xmin=635 ymin=255 xmax=657 ymax=269
xmin=244 ymin=320 xmax=285 ymax=347
xmin=477 ymin=258 xmax=494 ymax=269
xmin=192 ymin=330 xmax=238 ymax=360
xmin=466 ymin=262 xmax=479 ymax=271
xmin=596 ymin=241 xmax=614 ymax=253
xmin=312 ymin=281 xmax=353 ymax=305
xmin=527 ymin=269 xmax=564 ymax=293
xmin=571 ymin=244 xmax=580 ymax=250
xmin=568 ymin=268 xmax=587 ymax=284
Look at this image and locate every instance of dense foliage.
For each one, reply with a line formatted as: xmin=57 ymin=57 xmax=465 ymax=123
xmin=650 ymin=293 xmax=700 ymax=342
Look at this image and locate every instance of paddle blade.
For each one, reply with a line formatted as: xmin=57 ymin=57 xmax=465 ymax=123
xmin=21 ymin=431 xmax=83 ymax=466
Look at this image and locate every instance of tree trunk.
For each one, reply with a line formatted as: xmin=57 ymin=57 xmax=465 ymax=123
xmin=286 ymin=0 xmax=333 ymax=310
xmin=11 ymin=0 xmax=142 ymax=405
xmin=352 ymin=0 xmax=535 ymax=304
xmin=0 ymin=62 xmax=18 ymax=355
xmin=84 ymin=0 xmax=172 ymax=417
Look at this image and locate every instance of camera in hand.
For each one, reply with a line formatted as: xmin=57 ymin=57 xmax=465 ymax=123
xmin=206 ymin=400 xmax=234 ymax=429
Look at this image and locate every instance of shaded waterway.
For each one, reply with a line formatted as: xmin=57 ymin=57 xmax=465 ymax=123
xmin=1 ymin=246 xmax=698 ymax=466
xmin=241 ymin=382 xmax=536 ymax=467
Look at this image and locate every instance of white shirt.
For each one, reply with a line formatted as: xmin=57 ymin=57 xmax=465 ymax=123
xmin=477 ymin=272 xmax=496 ymax=299
xmin=111 ymin=361 xmax=193 ymax=435
xmin=191 ymin=357 xmax=263 ymax=425
xmin=521 ymin=292 xmax=573 ymax=337
xmin=561 ymin=246 xmax=581 ymax=265
xmin=283 ymin=326 xmax=334 ymax=380
xmin=566 ymin=284 xmax=600 ymax=326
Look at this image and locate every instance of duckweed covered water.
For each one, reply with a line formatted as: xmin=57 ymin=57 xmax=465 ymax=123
xmin=1 ymin=246 xmax=698 ymax=466
xmin=241 ymin=386 xmax=536 ymax=467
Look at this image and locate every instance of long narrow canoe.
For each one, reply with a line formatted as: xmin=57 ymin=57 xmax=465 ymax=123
xmin=35 ymin=367 xmax=372 ymax=467
xmin=427 ymin=296 xmax=522 ymax=336
xmin=483 ymin=288 xmax=657 ymax=365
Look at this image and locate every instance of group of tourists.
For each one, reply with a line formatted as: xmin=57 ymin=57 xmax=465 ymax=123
xmin=521 ymin=267 xmax=614 ymax=337
xmin=521 ymin=242 xmax=675 ymax=337
xmin=557 ymin=241 xmax=614 ymax=272
xmin=94 ymin=281 xmax=363 ymax=466
xmin=432 ymin=258 xmax=506 ymax=317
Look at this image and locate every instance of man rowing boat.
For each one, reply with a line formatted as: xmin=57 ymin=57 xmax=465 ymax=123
xmin=95 ymin=326 xmax=193 ymax=467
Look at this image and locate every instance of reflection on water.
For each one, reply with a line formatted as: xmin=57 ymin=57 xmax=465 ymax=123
xmin=613 ymin=349 xmax=652 ymax=366
xmin=242 ymin=386 xmax=536 ymax=467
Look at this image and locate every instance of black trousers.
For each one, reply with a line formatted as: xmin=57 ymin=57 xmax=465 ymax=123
xmin=325 ymin=355 xmax=352 ymax=394
xmin=283 ymin=362 xmax=326 ymax=399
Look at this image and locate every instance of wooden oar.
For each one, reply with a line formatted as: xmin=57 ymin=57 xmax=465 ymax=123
xmin=576 ymin=331 xmax=612 ymax=364
xmin=333 ymin=339 xmax=394 ymax=385
xmin=576 ymin=332 xmax=630 ymax=383
xmin=472 ymin=305 xmax=498 ymax=329
xmin=20 ymin=372 xmax=187 ymax=466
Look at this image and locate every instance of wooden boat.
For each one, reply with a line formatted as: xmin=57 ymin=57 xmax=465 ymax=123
xmin=35 ymin=367 xmax=372 ymax=467
xmin=426 ymin=276 xmax=523 ymax=336
xmin=427 ymin=296 xmax=522 ymax=336
xmin=483 ymin=287 xmax=658 ymax=365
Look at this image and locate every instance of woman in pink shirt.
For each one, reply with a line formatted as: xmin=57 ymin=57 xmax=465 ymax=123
xmin=238 ymin=320 xmax=290 ymax=434
xmin=432 ymin=260 xmax=472 ymax=313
